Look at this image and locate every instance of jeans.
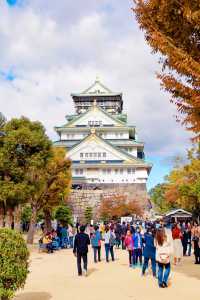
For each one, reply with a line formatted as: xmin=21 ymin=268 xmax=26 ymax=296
xmin=142 ymin=257 xmax=156 ymax=276
xmin=93 ymin=246 xmax=101 ymax=262
xmin=110 ymin=246 xmax=115 ymax=261
xmin=158 ymin=263 xmax=170 ymax=285
xmin=69 ymin=236 xmax=74 ymax=248
xmin=122 ymin=237 xmax=126 ymax=249
xmin=105 ymin=243 xmax=110 ymax=262
xmin=133 ymin=248 xmax=142 ymax=265
xmin=128 ymin=250 xmax=133 ymax=265
xmin=77 ymin=253 xmax=88 ymax=275
xmin=187 ymin=243 xmax=192 ymax=256
xmin=61 ymin=237 xmax=68 ymax=248
xmin=46 ymin=242 xmax=53 ymax=253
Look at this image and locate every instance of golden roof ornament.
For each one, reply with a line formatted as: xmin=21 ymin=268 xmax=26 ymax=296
xmin=93 ymin=99 xmax=97 ymax=107
xmin=90 ymin=128 xmax=96 ymax=135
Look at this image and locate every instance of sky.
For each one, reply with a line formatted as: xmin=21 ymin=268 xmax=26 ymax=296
xmin=0 ymin=0 xmax=193 ymax=189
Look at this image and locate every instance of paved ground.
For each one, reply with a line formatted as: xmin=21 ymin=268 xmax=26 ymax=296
xmin=14 ymin=247 xmax=200 ymax=300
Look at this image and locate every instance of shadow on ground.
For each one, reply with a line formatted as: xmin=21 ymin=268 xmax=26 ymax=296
xmin=87 ymin=268 xmax=98 ymax=276
xmin=14 ymin=292 xmax=52 ymax=300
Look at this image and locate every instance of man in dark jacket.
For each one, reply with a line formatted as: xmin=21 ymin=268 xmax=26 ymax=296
xmin=73 ymin=225 xmax=90 ymax=276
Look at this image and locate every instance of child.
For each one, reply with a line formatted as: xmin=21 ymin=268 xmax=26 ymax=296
xmin=124 ymin=230 xmax=134 ymax=267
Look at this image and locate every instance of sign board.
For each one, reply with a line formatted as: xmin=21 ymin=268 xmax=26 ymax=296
xmin=121 ymin=216 xmax=133 ymax=224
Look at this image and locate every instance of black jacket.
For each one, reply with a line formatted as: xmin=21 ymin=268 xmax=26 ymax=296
xmin=73 ymin=232 xmax=90 ymax=254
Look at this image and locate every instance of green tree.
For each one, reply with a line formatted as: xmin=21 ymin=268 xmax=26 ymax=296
xmin=54 ymin=205 xmax=72 ymax=225
xmin=84 ymin=206 xmax=93 ymax=224
xmin=0 ymin=117 xmax=52 ymax=229
xmin=21 ymin=205 xmax=32 ymax=224
xmin=0 ymin=228 xmax=29 ymax=300
xmin=133 ymin=1 xmax=200 ymax=139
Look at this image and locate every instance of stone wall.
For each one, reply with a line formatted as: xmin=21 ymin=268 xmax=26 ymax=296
xmin=68 ymin=183 xmax=150 ymax=222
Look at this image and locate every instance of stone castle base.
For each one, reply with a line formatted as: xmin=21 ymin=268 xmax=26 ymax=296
xmin=68 ymin=183 xmax=151 ymax=222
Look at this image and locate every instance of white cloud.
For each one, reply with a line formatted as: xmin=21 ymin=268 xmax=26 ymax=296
xmin=0 ymin=1 xmax=192 ymax=162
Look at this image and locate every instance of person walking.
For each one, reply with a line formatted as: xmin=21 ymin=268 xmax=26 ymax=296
xmin=172 ymin=223 xmax=183 ymax=265
xmin=103 ymin=225 xmax=111 ymax=262
xmin=68 ymin=225 xmax=74 ymax=248
xmin=91 ymin=225 xmax=102 ymax=263
xmin=191 ymin=222 xmax=200 ymax=264
xmin=142 ymin=227 xmax=156 ymax=277
xmin=124 ymin=230 xmax=134 ymax=267
xmin=155 ymin=228 xmax=173 ymax=288
xmin=109 ymin=227 xmax=116 ymax=261
xmin=121 ymin=222 xmax=127 ymax=250
xmin=73 ymin=225 xmax=90 ymax=276
xmin=132 ymin=227 xmax=143 ymax=268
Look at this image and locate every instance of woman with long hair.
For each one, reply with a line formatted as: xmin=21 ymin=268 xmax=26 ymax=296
xmin=155 ymin=228 xmax=173 ymax=288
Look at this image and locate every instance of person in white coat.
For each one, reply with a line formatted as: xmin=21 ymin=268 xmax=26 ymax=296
xmin=155 ymin=228 xmax=173 ymax=288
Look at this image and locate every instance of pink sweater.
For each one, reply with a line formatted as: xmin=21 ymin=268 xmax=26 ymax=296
xmin=124 ymin=235 xmax=134 ymax=250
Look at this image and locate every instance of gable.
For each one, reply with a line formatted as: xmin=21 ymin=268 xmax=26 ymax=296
xmin=66 ymin=134 xmax=144 ymax=164
xmin=82 ymin=79 xmax=112 ymax=95
xmin=68 ymin=106 xmax=123 ymax=128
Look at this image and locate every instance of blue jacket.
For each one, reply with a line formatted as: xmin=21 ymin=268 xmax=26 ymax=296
xmin=143 ymin=233 xmax=156 ymax=259
xmin=132 ymin=232 xmax=143 ymax=249
xmin=91 ymin=230 xmax=101 ymax=247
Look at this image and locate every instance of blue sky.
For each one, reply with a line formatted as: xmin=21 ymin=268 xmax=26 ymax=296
xmin=0 ymin=0 xmax=192 ymax=189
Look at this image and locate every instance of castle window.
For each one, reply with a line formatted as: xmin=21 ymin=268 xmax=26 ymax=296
xmin=80 ymin=153 xmax=83 ymax=158
xmin=103 ymin=152 xmax=106 ymax=158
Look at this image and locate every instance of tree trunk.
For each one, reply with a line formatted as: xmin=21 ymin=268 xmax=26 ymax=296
xmin=44 ymin=208 xmax=52 ymax=232
xmin=1 ymin=296 xmax=9 ymax=300
xmin=0 ymin=206 xmax=5 ymax=228
xmin=4 ymin=207 xmax=13 ymax=228
xmin=27 ymin=206 xmax=37 ymax=244
xmin=14 ymin=204 xmax=22 ymax=231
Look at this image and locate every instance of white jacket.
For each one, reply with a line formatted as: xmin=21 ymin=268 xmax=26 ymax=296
xmin=156 ymin=236 xmax=173 ymax=264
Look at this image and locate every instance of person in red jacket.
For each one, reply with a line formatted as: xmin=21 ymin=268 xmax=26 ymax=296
xmin=124 ymin=230 xmax=134 ymax=267
xmin=172 ymin=223 xmax=183 ymax=265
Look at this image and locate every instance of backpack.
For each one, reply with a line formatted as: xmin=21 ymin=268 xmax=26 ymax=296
xmin=109 ymin=232 xmax=116 ymax=246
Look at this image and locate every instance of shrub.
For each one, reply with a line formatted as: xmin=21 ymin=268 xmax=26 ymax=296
xmin=84 ymin=206 xmax=93 ymax=224
xmin=0 ymin=228 xmax=29 ymax=300
xmin=54 ymin=205 xmax=72 ymax=225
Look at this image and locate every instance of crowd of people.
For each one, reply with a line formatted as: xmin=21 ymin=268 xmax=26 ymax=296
xmin=38 ymin=219 xmax=200 ymax=288
xmin=72 ymin=220 xmax=200 ymax=288
xmin=39 ymin=224 xmax=75 ymax=253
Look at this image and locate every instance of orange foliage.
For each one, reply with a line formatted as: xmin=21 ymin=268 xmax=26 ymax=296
xmin=99 ymin=193 xmax=143 ymax=220
xmin=133 ymin=0 xmax=200 ymax=140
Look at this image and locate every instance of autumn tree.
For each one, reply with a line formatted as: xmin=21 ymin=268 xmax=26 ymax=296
xmin=99 ymin=194 xmax=143 ymax=221
xmin=149 ymin=183 xmax=177 ymax=213
xmin=164 ymin=147 xmax=200 ymax=217
xmin=133 ymin=1 xmax=200 ymax=139
xmin=26 ymin=148 xmax=71 ymax=244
